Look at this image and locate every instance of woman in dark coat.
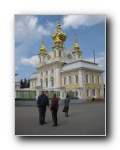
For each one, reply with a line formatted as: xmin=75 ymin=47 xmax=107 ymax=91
xmin=63 ymin=95 xmax=70 ymax=117
xmin=50 ymin=94 xmax=59 ymax=126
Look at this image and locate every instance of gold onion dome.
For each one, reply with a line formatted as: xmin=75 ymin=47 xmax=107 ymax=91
xmin=52 ymin=19 xmax=67 ymax=46
xmin=54 ymin=36 xmax=62 ymax=46
xmin=74 ymin=38 xmax=80 ymax=52
xmin=40 ymin=36 xmax=46 ymax=54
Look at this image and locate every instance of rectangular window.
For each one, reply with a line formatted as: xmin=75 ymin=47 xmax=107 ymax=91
xmin=69 ymin=76 xmax=72 ymax=84
xmin=98 ymin=89 xmax=101 ymax=96
xmin=92 ymin=75 xmax=95 ymax=84
xmin=92 ymin=89 xmax=95 ymax=97
xmin=75 ymin=74 xmax=78 ymax=84
xmin=86 ymin=74 xmax=88 ymax=83
xmin=86 ymin=89 xmax=89 ymax=97
xmin=63 ymin=77 xmax=66 ymax=85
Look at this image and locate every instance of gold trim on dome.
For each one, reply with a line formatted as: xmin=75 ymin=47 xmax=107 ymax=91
xmin=40 ymin=36 xmax=46 ymax=54
xmin=73 ymin=37 xmax=80 ymax=52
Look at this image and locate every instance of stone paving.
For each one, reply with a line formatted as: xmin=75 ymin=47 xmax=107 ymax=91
xmin=15 ymin=101 xmax=105 ymax=136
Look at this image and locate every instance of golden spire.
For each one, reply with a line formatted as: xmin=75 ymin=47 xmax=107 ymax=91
xmin=40 ymin=35 xmax=46 ymax=54
xmin=73 ymin=34 xmax=80 ymax=52
xmin=52 ymin=18 xmax=67 ymax=47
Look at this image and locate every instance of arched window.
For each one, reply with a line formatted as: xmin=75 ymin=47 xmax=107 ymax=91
xmin=51 ymin=77 xmax=54 ymax=87
xmin=75 ymin=74 xmax=78 ymax=84
xmin=45 ymin=78 xmax=48 ymax=87
xmin=69 ymin=76 xmax=72 ymax=84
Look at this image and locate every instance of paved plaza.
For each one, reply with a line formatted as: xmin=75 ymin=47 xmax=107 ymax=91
xmin=15 ymin=101 xmax=105 ymax=136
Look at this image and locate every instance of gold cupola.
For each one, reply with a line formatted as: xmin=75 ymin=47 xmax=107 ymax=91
xmin=73 ymin=37 xmax=80 ymax=52
xmin=40 ymin=36 xmax=46 ymax=54
xmin=52 ymin=18 xmax=67 ymax=47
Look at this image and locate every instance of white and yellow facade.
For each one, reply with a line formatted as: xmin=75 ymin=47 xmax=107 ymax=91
xmin=30 ymin=20 xmax=104 ymax=101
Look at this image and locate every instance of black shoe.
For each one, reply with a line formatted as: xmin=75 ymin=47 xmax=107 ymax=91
xmin=52 ymin=124 xmax=57 ymax=127
xmin=43 ymin=122 xmax=47 ymax=124
xmin=39 ymin=123 xmax=44 ymax=125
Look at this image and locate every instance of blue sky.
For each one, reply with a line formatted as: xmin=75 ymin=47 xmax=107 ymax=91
xmin=15 ymin=15 xmax=105 ymax=82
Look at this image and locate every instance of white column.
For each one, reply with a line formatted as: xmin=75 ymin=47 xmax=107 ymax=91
xmin=43 ymin=71 xmax=45 ymax=88
xmin=41 ymin=56 xmax=44 ymax=62
xmin=62 ymin=50 xmax=64 ymax=57
xmin=79 ymin=70 xmax=83 ymax=88
xmin=55 ymin=67 xmax=60 ymax=88
xmin=48 ymin=69 xmax=50 ymax=88
xmin=56 ymin=49 xmax=59 ymax=57
xmin=76 ymin=54 xmax=78 ymax=60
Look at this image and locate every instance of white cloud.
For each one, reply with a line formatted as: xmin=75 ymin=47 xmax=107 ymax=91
xmin=15 ymin=15 xmax=53 ymax=44
xmin=62 ymin=15 xmax=105 ymax=29
xmin=20 ymin=56 xmax=39 ymax=67
xmin=85 ymin=56 xmax=105 ymax=69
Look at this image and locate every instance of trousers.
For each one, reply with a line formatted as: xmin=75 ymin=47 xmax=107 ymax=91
xmin=51 ymin=110 xmax=58 ymax=125
xmin=39 ymin=107 xmax=46 ymax=124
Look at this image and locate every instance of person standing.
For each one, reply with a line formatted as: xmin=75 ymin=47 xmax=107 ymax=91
xmin=37 ymin=91 xmax=49 ymax=125
xmin=63 ymin=95 xmax=70 ymax=117
xmin=50 ymin=94 xmax=58 ymax=127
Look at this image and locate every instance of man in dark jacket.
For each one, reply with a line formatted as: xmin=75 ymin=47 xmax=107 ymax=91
xmin=37 ymin=91 xmax=49 ymax=125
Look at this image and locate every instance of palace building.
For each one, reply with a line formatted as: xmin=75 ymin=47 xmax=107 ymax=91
xmin=30 ymin=20 xmax=104 ymax=101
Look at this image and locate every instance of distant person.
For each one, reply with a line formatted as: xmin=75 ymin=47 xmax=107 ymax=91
xmin=92 ymin=97 xmax=95 ymax=101
xmin=63 ymin=95 xmax=70 ymax=117
xmin=37 ymin=91 xmax=49 ymax=125
xmin=50 ymin=94 xmax=58 ymax=127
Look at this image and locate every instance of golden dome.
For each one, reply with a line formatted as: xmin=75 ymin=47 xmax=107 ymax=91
xmin=52 ymin=19 xmax=67 ymax=47
xmin=40 ymin=36 xmax=46 ymax=54
xmin=54 ymin=35 xmax=62 ymax=46
xmin=74 ymin=38 xmax=80 ymax=52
